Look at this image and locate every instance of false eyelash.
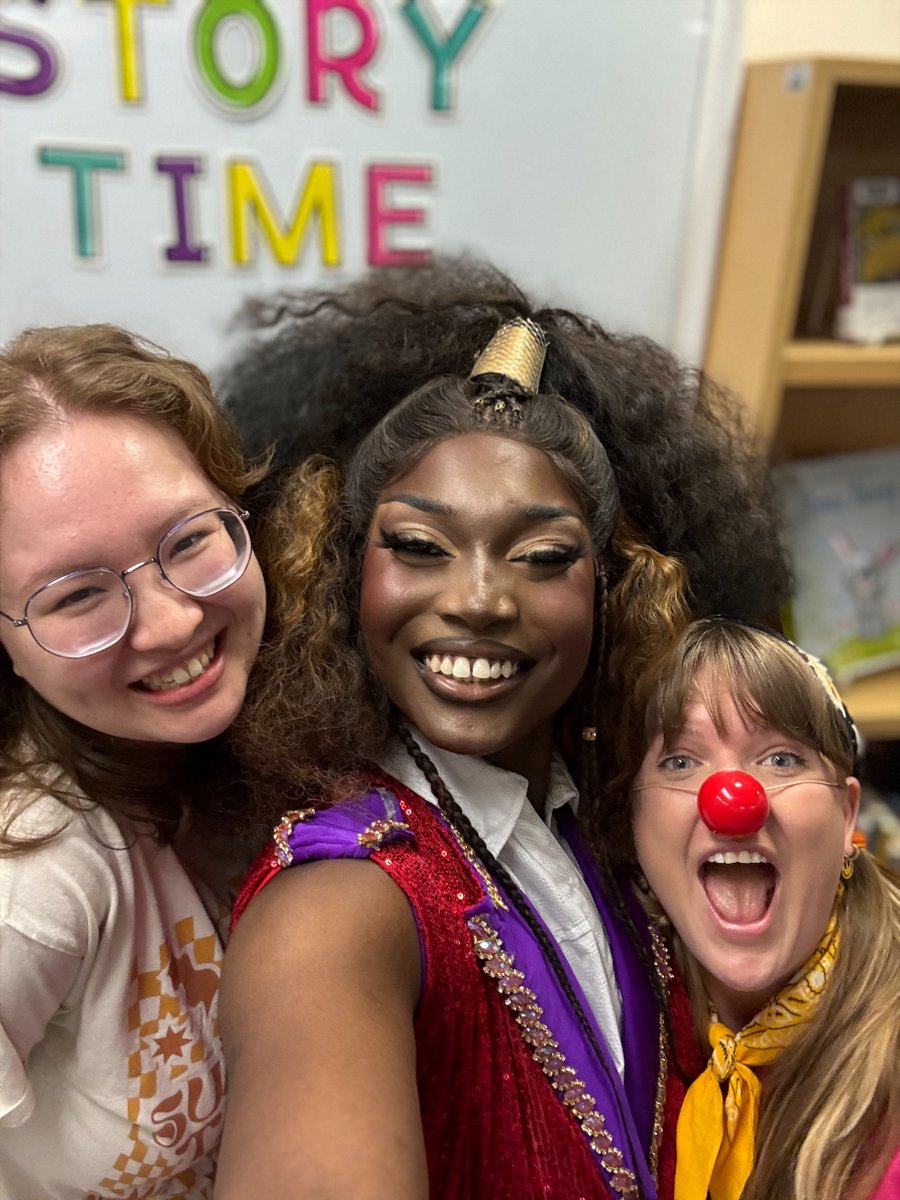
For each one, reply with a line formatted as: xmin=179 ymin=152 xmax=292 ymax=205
xmin=519 ymin=546 xmax=583 ymax=566
xmin=378 ymin=528 xmax=447 ymax=557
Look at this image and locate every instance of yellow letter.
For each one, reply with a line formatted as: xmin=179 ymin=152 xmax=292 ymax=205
xmin=86 ymin=0 xmax=171 ymax=103
xmin=228 ymin=159 xmax=341 ymax=267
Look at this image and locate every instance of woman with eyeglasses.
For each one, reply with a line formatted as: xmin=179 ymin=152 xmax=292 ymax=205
xmin=0 ymin=324 xmax=266 ymax=1199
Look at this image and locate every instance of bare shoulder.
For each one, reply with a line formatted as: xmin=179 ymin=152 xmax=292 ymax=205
xmin=216 ymin=859 xmax=427 ymax=1200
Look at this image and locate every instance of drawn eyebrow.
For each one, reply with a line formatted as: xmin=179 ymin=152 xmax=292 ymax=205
xmin=521 ymin=504 xmax=583 ymax=522
xmin=376 ymin=494 xmax=452 ymax=516
xmin=376 ymin=495 xmax=583 ymax=523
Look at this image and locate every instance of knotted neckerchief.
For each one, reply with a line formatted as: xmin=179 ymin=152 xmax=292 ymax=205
xmin=674 ymin=900 xmax=842 ymax=1200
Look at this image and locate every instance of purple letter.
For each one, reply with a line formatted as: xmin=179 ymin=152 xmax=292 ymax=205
xmin=156 ymin=156 xmax=208 ymax=263
xmin=0 ymin=13 xmax=58 ymax=97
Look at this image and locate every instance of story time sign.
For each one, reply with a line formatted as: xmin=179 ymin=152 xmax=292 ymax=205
xmin=0 ymin=0 xmax=738 ymax=370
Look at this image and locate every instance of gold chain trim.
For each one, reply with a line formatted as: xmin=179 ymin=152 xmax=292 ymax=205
xmin=468 ymin=915 xmax=639 ymax=1198
xmin=447 ymin=823 xmax=508 ymax=911
xmin=648 ymin=923 xmax=674 ymax=1180
xmin=271 ymin=808 xmax=317 ymax=868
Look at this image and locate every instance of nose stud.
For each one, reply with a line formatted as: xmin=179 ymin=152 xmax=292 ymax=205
xmin=697 ymin=770 xmax=769 ymax=837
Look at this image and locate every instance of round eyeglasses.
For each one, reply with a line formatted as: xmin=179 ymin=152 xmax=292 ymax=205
xmin=0 ymin=507 xmax=252 ymax=659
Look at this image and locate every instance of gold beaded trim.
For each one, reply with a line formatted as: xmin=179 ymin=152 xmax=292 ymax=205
xmin=357 ymin=817 xmax=409 ymax=848
xmin=271 ymin=808 xmax=317 ymax=868
xmin=468 ymin=915 xmax=639 ymax=1198
xmin=647 ymin=923 xmax=674 ymax=1180
xmin=447 ymin=823 xmax=508 ymax=911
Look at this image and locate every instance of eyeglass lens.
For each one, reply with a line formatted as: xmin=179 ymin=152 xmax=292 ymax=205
xmin=26 ymin=509 xmax=250 ymax=657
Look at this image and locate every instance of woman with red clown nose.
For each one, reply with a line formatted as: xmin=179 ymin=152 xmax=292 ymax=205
xmin=620 ymin=618 xmax=900 ymax=1200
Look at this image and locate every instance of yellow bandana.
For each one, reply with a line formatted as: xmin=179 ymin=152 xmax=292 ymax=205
xmin=674 ymin=905 xmax=841 ymax=1200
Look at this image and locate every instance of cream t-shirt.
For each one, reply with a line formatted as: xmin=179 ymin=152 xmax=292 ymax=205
xmin=0 ymin=794 xmax=225 ymax=1200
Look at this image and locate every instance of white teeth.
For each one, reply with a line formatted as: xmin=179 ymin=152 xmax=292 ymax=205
xmin=142 ymin=643 xmax=214 ymax=691
xmin=424 ymin=654 xmax=521 ymax=682
xmin=706 ymin=851 xmax=770 ymax=865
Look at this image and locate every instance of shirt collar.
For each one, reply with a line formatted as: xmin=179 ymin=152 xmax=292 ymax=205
xmin=379 ymin=728 xmax=580 ymax=860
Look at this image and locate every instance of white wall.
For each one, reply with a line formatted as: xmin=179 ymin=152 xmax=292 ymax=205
xmin=743 ymin=0 xmax=900 ymax=61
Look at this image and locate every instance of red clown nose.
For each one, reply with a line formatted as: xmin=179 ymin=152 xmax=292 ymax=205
xmin=697 ymin=770 xmax=769 ymax=837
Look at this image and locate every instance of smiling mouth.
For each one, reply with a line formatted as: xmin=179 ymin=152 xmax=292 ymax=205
xmin=701 ymin=856 xmax=778 ymax=925
xmin=138 ymin=640 xmax=217 ymax=692
xmin=419 ymin=653 xmax=526 ymax=682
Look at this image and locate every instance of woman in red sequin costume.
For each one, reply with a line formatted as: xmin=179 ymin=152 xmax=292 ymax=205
xmin=213 ymin=262 xmax=788 ymax=1200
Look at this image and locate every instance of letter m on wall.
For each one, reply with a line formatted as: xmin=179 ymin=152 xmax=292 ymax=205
xmin=227 ymin=159 xmax=341 ymax=266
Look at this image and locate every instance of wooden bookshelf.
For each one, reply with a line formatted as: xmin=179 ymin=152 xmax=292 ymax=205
xmin=780 ymin=340 xmax=900 ymax=389
xmin=705 ymin=58 xmax=900 ymax=742
xmin=841 ymin=671 xmax=900 ymax=742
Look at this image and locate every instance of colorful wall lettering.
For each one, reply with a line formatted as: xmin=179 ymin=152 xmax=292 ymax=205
xmin=1 ymin=0 xmax=737 ymax=370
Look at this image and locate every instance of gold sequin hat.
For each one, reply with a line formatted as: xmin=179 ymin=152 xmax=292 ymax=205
xmin=469 ymin=317 xmax=549 ymax=394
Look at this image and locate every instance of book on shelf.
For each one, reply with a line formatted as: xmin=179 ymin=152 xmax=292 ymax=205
xmin=775 ymin=446 xmax=900 ymax=686
xmin=835 ymin=175 xmax=900 ymax=345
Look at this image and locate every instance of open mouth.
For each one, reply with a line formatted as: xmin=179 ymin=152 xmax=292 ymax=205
xmin=700 ymin=853 xmax=778 ymax=925
xmin=418 ymin=653 xmax=527 ymax=682
xmin=136 ymin=639 xmax=217 ymax=692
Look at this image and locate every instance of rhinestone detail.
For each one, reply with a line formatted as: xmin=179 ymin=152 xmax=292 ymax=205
xmin=468 ymin=915 xmax=639 ymax=1197
xmin=357 ymin=817 xmax=409 ymax=848
xmin=271 ymin=808 xmax=316 ymax=868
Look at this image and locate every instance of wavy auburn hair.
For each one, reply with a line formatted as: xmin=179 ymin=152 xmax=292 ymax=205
xmin=0 ymin=323 xmax=263 ymax=853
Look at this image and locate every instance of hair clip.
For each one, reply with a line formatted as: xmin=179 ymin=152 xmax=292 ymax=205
xmin=469 ymin=317 xmax=548 ymax=395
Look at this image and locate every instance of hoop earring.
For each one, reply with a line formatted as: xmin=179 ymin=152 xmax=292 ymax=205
xmin=841 ymin=847 xmax=859 ymax=880
xmin=581 ymin=727 xmax=597 ymax=742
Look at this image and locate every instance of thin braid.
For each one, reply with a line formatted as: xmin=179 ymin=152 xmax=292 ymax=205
xmin=579 ymin=564 xmax=608 ymax=806
xmin=577 ymin=568 xmax=678 ymax=1077
xmin=394 ymin=723 xmax=647 ymax=1197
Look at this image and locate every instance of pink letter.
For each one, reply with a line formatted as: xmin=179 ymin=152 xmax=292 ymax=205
xmin=367 ymin=163 xmax=433 ymax=267
xmin=305 ymin=0 xmax=379 ymax=112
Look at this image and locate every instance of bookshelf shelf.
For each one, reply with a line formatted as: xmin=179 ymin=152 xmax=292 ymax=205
xmin=705 ymin=57 xmax=900 ymax=742
xmin=781 ymin=340 xmax=900 ymax=388
xmin=705 ymin=57 xmax=900 ymax=452
xmin=841 ymin=670 xmax=900 ymax=742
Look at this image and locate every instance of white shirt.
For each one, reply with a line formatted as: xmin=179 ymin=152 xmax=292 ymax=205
xmin=0 ymin=793 xmax=224 ymax=1200
xmin=380 ymin=731 xmax=625 ymax=1077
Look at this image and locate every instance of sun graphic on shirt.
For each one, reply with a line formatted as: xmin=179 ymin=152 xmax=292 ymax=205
xmin=154 ymin=1025 xmax=190 ymax=1063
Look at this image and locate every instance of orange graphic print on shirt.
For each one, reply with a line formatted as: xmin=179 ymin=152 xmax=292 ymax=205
xmin=93 ymin=915 xmax=225 ymax=1200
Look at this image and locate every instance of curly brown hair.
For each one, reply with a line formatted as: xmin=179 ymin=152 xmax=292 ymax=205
xmin=233 ymin=260 xmax=791 ymax=855
xmin=0 ymin=323 xmax=265 ymax=853
xmin=221 ymin=257 xmax=790 ymax=623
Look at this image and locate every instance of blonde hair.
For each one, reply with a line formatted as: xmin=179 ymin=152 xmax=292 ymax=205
xmin=749 ymin=852 xmax=900 ymax=1200
xmin=631 ymin=620 xmax=900 ymax=1199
